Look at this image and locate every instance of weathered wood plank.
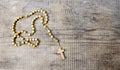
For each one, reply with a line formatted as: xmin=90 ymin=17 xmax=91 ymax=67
xmin=0 ymin=0 xmax=120 ymax=70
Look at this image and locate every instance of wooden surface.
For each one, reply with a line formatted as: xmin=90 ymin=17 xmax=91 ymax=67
xmin=0 ymin=0 xmax=120 ymax=70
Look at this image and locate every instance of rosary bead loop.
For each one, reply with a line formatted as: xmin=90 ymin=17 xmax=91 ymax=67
xmin=11 ymin=9 xmax=66 ymax=60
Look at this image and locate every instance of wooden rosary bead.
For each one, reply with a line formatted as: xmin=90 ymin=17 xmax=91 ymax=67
xmin=27 ymin=34 xmax=31 ymax=36
xmin=36 ymin=9 xmax=40 ymax=12
xmin=21 ymin=37 xmax=25 ymax=40
xmin=43 ymin=25 xmax=47 ymax=28
xmin=41 ymin=20 xmax=44 ymax=23
xmin=47 ymin=30 xmax=50 ymax=32
xmin=21 ymin=41 xmax=25 ymax=44
xmin=50 ymin=35 xmax=54 ymax=38
xmin=40 ymin=10 xmax=43 ymax=12
xmin=48 ymin=32 xmax=52 ymax=36
xmin=17 ymin=44 xmax=21 ymax=46
xmin=54 ymin=38 xmax=60 ymax=43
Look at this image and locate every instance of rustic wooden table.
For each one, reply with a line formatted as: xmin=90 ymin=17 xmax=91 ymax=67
xmin=0 ymin=0 xmax=120 ymax=70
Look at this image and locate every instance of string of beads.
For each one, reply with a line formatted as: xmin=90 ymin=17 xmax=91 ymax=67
xmin=11 ymin=9 xmax=65 ymax=60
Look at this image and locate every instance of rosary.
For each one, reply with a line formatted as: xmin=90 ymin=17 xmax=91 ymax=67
xmin=11 ymin=9 xmax=66 ymax=60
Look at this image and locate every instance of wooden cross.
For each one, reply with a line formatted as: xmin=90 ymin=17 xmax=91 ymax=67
xmin=57 ymin=47 xmax=65 ymax=60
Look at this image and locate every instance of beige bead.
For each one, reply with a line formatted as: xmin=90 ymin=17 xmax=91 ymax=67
xmin=32 ymin=38 xmax=35 ymax=40
xmin=25 ymin=41 xmax=28 ymax=44
xmin=30 ymin=12 xmax=34 ymax=15
xmin=45 ymin=19 xmax=49 ymax=22
xmin=44 ymin=21 xmax=48 ymax=24
xmin=35 ymin=44 xmax=39 ymax=46
xmin=38 ymin=15 xmax=41 ymax=18
xmin=30 ymin=43 xmax=34 ymax=46
xmin=42 ymin=10 xmax=46 ymax=13
xmin=12 ymin=29 xmax=15 ymax=31
xmin=12 ymin=38 xmax=14 ymax=41
xmin=27 ymin=42 xmax=31 ymax=44
xmin=28 ymin=34 xmax=31 ymax=36
xmin=41 ymin=20 xmax=43 ymax=23
xmin=29 ymin=38 xmax=32 ymax=41
xmin=21 ymin=41 xmax=25 ymax=44
xmin=34 ymin=10 xmax=37 ymax=12
xmin=48 ymin=30 xmax=51 ymax=33
xmin=19 ymin=16 xmax=23 ymax=19
xmin=15 ymin=33 xmax=19 ymax=36
xmin=17 ymin=44 xmax=21 ymax=46
xmin=25 ymin=15 xmax=29 ymax=18
xmin=13 ymin=20 xmax=17 ymax=23
xmin=35 ymin=38 xmax=38 ymax=40
xmin=45 ymin=17 xmax=49 ymax=20
xmin=32 ymin=11 xmax=36 ymax=13
xmin=14 ymin=44 xmax=17 ymax=47
xmin=35 ymin=16 xmax=39 ymax=19
xmin=40 ymin=17 xmax=43 ymax=19
xmin=12 ymin=23 xmax=15 ymax=26
xmin=36 ymin=41 xmax=39 ymax=43
xmin=12 ymin=26 xmax=15 ymax=29
xmin=16 ymin=17 xmax=20 ymax=20
xmin=45 ymin=18 xmax=49 ymax=20
xmin=31 ymin=23 xmax=34 ymax=26
xmin=40 ymin=10 xmax=43 ymax=12
xmin=13 ymin=35 xmax=17 ymax=37
xmin=55 ymin=39 xmax=59 ymax=43
xmin=31 ymin=25 xmax=34 ymax=28
xmin=43 ymin=25 xmax=47 ymax=28
xmin=21 ymin=30 xmax=25 ymax=33
xmin=48 ymin=32 xmax=52 ymax=35
xmin=32 ymin=27 xmax=35 ymax=30
xmin=31 ymin=44 xmax=35 ymax=47
xmin=37 ymin=9 xmax=40 ymax=12
xmin=17 ymin=35 xmax=20 ymax=38
xmin=21 ymin=37 xmax=25 ymax=40
xmin=32 ymin=19 xmax=34 ymax=22
xmin=32 ymin=31 xmax=35 ymax=33
xmin=12 ymin=42 xmax=15 ymax=45
xmin=32 ymin=45 xmax=36 ymax=47
xmin=32 ymin=30 xmax=35 ymax=33
xmin=23 ymin=31 xmax=27 ymax=34
xmin=44 ymin=13 xmax=48 ymax=16
xmin=51 ymin=35 xmax=54 ymax=38
xmin=12 ymin=31 xmax=15 ymax=34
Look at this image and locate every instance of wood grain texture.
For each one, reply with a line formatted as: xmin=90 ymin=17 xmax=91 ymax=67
xmin=0 ymin=0 xmax=120 ymax=70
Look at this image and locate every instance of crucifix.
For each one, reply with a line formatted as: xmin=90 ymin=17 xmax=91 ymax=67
xmin=57 ymin=47 xmax=66 ymax=60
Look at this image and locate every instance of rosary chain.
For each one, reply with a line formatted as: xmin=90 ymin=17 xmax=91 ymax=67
xmin=12 ymin=9 xmax=60 ymax=47
xmin=11 ymin=9 xmax=66 ymax=60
